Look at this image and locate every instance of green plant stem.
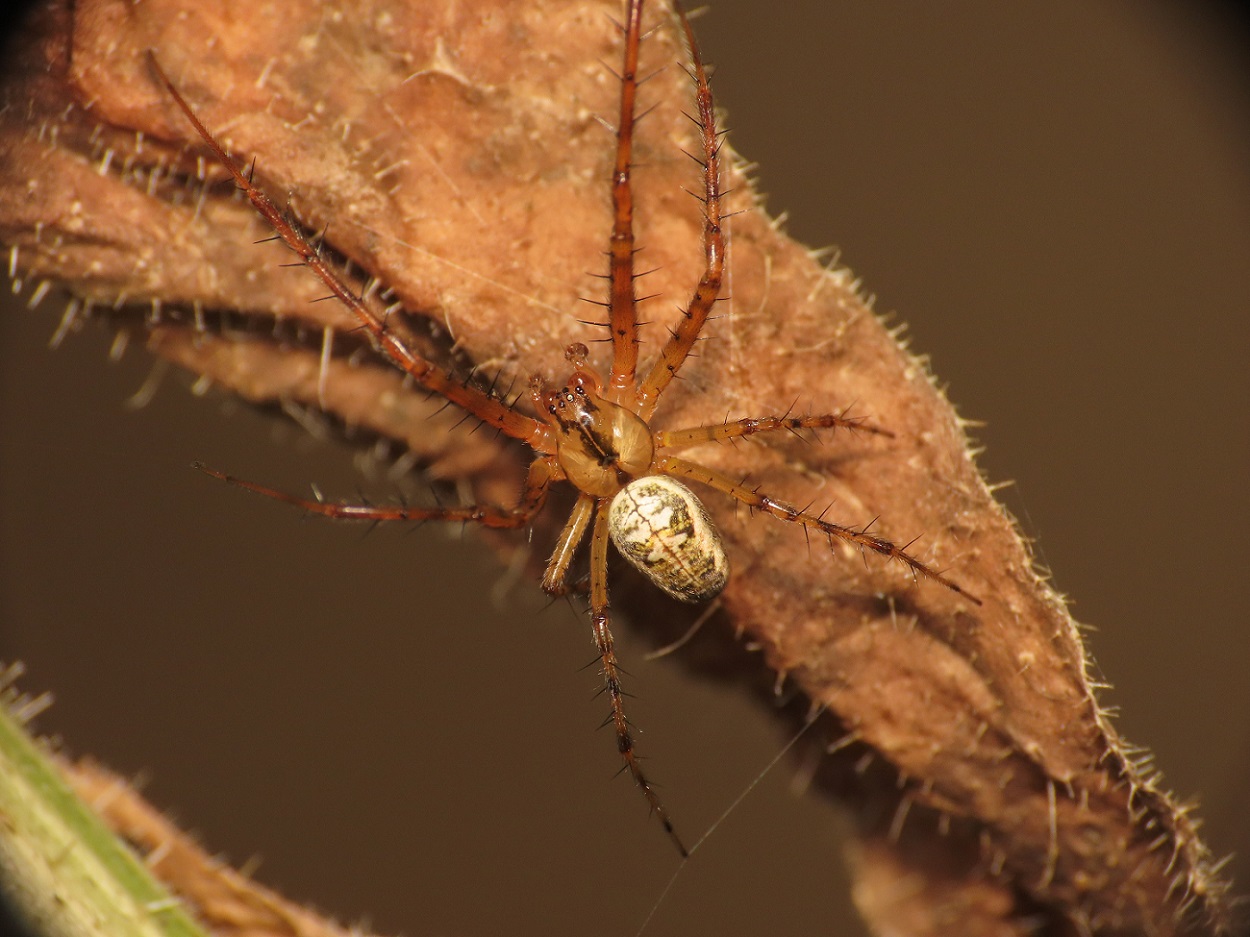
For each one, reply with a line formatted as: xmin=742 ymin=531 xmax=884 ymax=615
xmin=0 ymin=698 xmax=207 ymax=937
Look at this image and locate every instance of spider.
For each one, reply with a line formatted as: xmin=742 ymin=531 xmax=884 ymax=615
xmin=148 ymin=0 xmax=978 ymax=857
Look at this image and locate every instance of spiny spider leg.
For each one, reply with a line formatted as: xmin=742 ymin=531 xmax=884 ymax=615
xmin=146 ymin=54 xmax=553 ymax=453
xmin=637 ymin=4 xmax=723 ymax=419
xmin=657 ymin=456 xmax=983 ymax=604
xmin=605 ymin=0 xmax=645 ymax=399
xmin=588 ymin=503 xmax=688 ymax=856
xmin=195 ymin=458 xmax=555 ymax=529
xmin=656 ymin=410 xmax=893 ymax=451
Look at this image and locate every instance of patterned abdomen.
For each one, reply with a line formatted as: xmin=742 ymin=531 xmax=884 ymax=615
xmin=608 ymin=476 xmax=729 ymax=603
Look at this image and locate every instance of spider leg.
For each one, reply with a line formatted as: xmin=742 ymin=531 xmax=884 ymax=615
xmin=148 ymin=55 xmax=554 ymax=454
xmin=656 ymin=410 xmax=893 ymax=452
xmin=637 ymin=4 xmax=723 ymax=418
xmin=195 ymin=457 xmax=554 ymax=530
xmin=541 ymin=494 xmax=595 ymax=595
xmin=589 ymin=501 xmax=689 ymax=856
xmin=658 ymin=456 xmax=982 ymax=605
xmin=604 ymin=0 xmax=645 ymax=399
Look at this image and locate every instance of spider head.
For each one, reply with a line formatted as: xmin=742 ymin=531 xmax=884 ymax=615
xmin=530 ymin=351 xmax=655 ymax=498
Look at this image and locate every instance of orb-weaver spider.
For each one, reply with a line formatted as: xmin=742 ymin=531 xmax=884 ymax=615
xmin=149 ymin=0 xmax=977 ymax=856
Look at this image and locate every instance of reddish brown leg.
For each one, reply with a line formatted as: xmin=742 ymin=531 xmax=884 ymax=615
xmin=638 ymin=4 xmax=724 ymax=418
xmin=196 ymin=457 xmax=555 ymax=530
xmin=656 ymin=409 xmax=893 ymax=451
xmin=604 ymin=0 xmax=646 ymax=400
xmin=658 ymin=456 xmax=982 ymax=604
xmin=589 ymin=502 xmax=689 ymax=856
xmin=147 ymin=55 xmax=554 ymax=453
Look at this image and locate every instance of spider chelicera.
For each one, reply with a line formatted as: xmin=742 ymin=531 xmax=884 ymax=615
xmin=149 ymin=0 xmax=978 ymax=856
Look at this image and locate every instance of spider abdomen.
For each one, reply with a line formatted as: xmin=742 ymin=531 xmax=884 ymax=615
xmin=608 ymin=476 xmax=729 ymax=604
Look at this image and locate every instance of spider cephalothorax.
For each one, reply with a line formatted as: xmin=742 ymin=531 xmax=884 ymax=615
xmin=533 ymin=343 xmax=655 ymax=501
xmin=151 ymin=0 xmax=976 ymax=855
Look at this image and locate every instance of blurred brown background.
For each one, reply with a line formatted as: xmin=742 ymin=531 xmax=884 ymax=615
xmin=2 ymin=2 xmax=1248 ymax=935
